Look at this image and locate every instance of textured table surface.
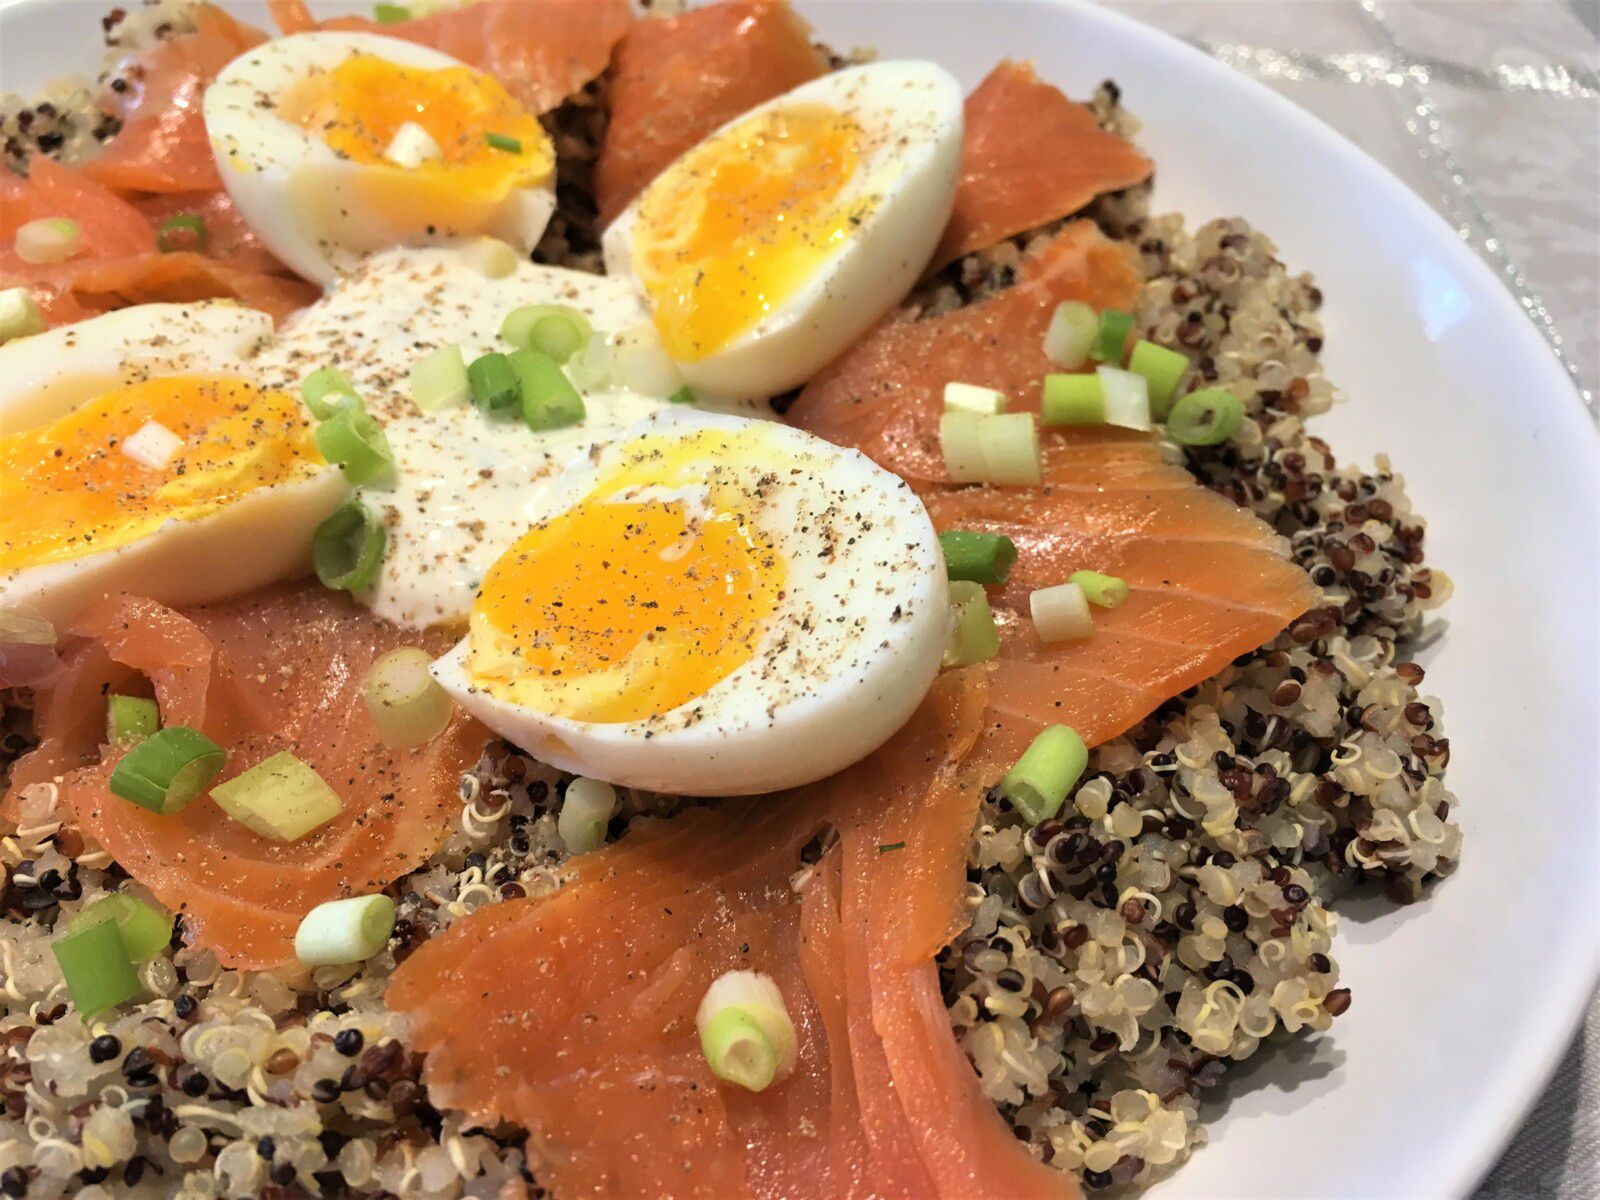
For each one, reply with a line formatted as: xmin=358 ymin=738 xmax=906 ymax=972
xmin=1100 ymin=2 xmax=1599 ymax=1196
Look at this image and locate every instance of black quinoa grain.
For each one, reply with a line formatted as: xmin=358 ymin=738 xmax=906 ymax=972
xmin=334 ymin=1028 xmax=364 ymax=1057
xmin=88 ymin=1033 xmax=121 ymax=1063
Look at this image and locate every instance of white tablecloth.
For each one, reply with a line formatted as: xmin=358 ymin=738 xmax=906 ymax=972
xmin=1100 ymin=2 xmax=1600 ymax=1196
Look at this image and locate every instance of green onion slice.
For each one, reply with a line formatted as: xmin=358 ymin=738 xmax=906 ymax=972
xmin=300 ymin=367 xmax=363 ymax=421
xmin=65 ymin=894 xmax=171 ymax=964
xmin=52 ymin=918 xmax=140 ymax=1016
xmin=295 ymin=894 xmax=396 ymax=967
xmin=1043 ymin=300 xmax=1099 ymax=369
xmin=943 ymin=580 xmax=1000 ymax=667
xmin=0 ymin=287 xmax=45 ymax=343
xmin=508 ymin=348 xmax=586 ymax=431
xmin=667 ymin=385 xmax=697 ymax=406
xmin=939 ymin=410 xmax=987 ymax=483
xmin=312 ymin=498 xmax=386 ymax=592
xmin=155 ymin=213 xmax=207 ymax=254
xmin=1166 ymin=387 xmax=1245 ymax=446
xmin=1029 ymin=582 xmax=1094 ymax=643
xmin=938 ymin=530 xmax=1017 ymax=585
xmin=1090 ymin=308 xmax=1134 ymax=364
xmin=696 ymin=970 xmax=797 ymax=1092
xmin=1041 ymin=373 xmax=1105 ymax=426
xmin=106 ymin=694 xmax=160 ymax=746
xmin=943 ymin=381 xmax=1007 ymax=415
xmin=1070 ymin=570 xmax=1130 ymax=609
xmin=467 ymin=351 xmax=522 ymax=418
xmin=976 ymin=412 xmax=1041 ymax=485
xmin=1128 ymin=340 xmax=1189 ymax=417
xmin=314 ymin=409 xmax=396 ymax=487
xmin=484 ymin=132 xmax=522 ymax=153
xmin=1000 ymin=724 xmax=1089 ymax=826
xmin=362 ymin=648 xmax=454 ymax=748
xmin=108 ymin=726 xmax=226 ymax=815
xmin=373 ymin=2 xmax=411 ymax=21
xmin=557 ymin=776 xmax=617 ymax=854
xmin=210 ymin=751 xmax=344 ymax=843
xmin=500 ymin=304 xmax=593 ymax=364
xmin=409 ymin=344 xmax=470 ymax=413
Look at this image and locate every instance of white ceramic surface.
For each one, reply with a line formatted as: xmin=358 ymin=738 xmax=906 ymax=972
xmin=2 ymin=2 xmax=1597 ymax=1198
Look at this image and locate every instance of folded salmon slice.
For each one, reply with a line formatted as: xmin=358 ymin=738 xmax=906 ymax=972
xmin=4 ymin=584 xmax=487 ymax=968
xmin=594 ymin=0 xmax=827 ymax=226
xmin=791 ymin=220 xmax=1316 ymax=759
xmin=267 ymin=0 xmax=631 ymax=113
xmin=390 ymin=669 xmax=1076 ymax=1199
xmin=931 ymin=61 xmax=1153 ymax=272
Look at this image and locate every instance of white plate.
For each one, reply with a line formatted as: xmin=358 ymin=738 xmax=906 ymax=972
xmin=3 ymin=2 xmax=1597 ymax=1198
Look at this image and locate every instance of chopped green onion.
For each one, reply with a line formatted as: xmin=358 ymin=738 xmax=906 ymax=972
xmin=977 ymin=411 xmax=1042 ymax=485
xmin=408 ymin=344 xmax=470 ymax=413
xmin=613 ymin=323 xmax=683 ymax=396
xmin=1041 ymin=372 xmax=1105 ymax=426
xmin=943 ymin=381 xmax=1008 ymax=415
xmin=939 ymin=410 xmax=987 ymax=483
xmin=300 ymin=367 xmax=363 ymax=420
xmin=52 ymin=918 xmax=139 ymax=1016
xmin=312 ymin=498 xmax=386 ymax=592
xmin=501 ymin=304 xmax=593 ymax=363
xmin=1043 ymin=300 xmax=1099 ymax=369
xmin=1029 ymin=581 xmax=1094 ymax=642
xmin=1166 ymin=387 xmax=1244 ymax=446
xmin=1000 ymin=725 xmax=1089 ymax=826
xmin=362 ymin=648 xmax=454 ymax=748
xmin=466 ymin=351 xmax=522 ymax=418
xmin=155 ymin=213 xmax=207 ymax=254
xmin=314 ymin=408 xmax=396 ymax=487
xmin=65 ymin=894 xmax=171 ymax=963
xmin=106 ymin=695 xmax=159 ymax=746
xmin=210 ymin=751 xmax=344 ymax=843
xmin=1096 ymin=366 xmax=1152 ymax=432
xmin=15 ymin=217 xmax=81 ymax=265
xmin=667 ymin=385 xmax=697 ymax=405
xmin=108 ymin=726 xmax=225 ymax=815
xmin=462 ymin=236 xmax=519 ymax=278
xmin=878 ymin=841 xmax=906 ymax=853
xmin=509 ymin=348 xmax=586 ymax=431
xmin=566 ymin=332 xmax=617 ymax=391
xmin=943 ymin=580 xmax=1000 ymax=667
xmin=372 ymin=3 xmax=411 ymax=22
xmin=1070 ymin=570 xmax=1129 ymax=609
xmin=1128 ymin=341 xmax=1189 ymax=417
xmin=295 ymin=894 xmax=396 ymax=966
xmin=383 ymin=120 xmax=441 ymax=168
xmin=696 ymin=970 xmax=797 ymax=1092
xmin=1090 ymin=308 xmax=1133 ymax=364
xmin=938 ymin=530 xmax=1017 ymax=585
xmin=557 ymin=776 xmax=617 ymax=854
xmin=484 ymin=132 xmax=523 ymax=153
xmin=0 ymin=287 xmax=44 ymax=344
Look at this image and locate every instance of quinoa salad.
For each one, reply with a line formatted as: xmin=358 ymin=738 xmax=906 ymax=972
xmin=0 ymin=2 xmax=1458 ymax=1198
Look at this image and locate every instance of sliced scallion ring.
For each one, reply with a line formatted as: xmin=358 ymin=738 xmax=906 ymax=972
xmin=467 ymin=351 xmax=522 ymax=418
xmin=508 ymin=348 xmax=586 ymax=431
xmin=1041 ymin=372 xmax=1105 ymax=426
xmin=1090 ymin=308 xmax=1134 ymax=365
xmin=51 ymin=918 xmax=140 ymax=1016
xmin=372 ymin=2 xmax=411 ymax=22
xmin=1029 ymin=581 xmax=1094 ymax=642
xmin=65 ymin=894 xmax=171 ymax=964
xmin=295 ymin=894 xmax=397 ymax=966
xmin=1128 ymin=340 xmax=1189 ymax=417
xmin=314 ymin=408 xmax=396 ymax=487
xmin=696 ymin=970 xmax=797 ymax=1092
xmin=1070 ymin=570 xmax=1130 ymax=609
xmin=1166 ymin=387 xmax=1244 ymax=446
xmin=106 ymin=694 xmax=160 ymax=746
xmin=0 ymin=287 xmax=44 ymax=344
xmin=501 ymin=304 xmax=593 ymax=364
xmin=938 ymin=530 xmax=1017 ymax=585
xmin=108 ymin=725 xmax=226 ymax=815
xmin=210 ymin=751 xmax=344 ymax=842
xmin=408 ymin=344 xmax=470 ymax=413
xmin=155 ymin=213 xmax=207 ymax=254
xmin=976 ymin=411 xmax=1041 ymax=485
xmin=484 ymin=132 xmax=522 ymax=153
xmin=1000 ymin=725 xmax=1089 ymax=826
xmin=14 ymin=217 xmax=82 ymax=265
xmin=361 ymin=648 xmax=454 ymax=748
xmin=557 ymin=776 xmax=617 ymax=855
xmin=943 ymin=580 xmax=1000 ymax=667
xmin=1043 ymin=300 xmax=1098 ymax=369
xmin=300 ymin=367 xmax=363 ymax=421
xmin=312 ymin=498 xmax=386 ymax=592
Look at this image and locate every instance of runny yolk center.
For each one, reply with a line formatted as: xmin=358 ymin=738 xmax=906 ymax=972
xmin=0 ymin=376 xmax=324 ymax=573
xmin=632 ymin=103 xmax=873 ymax=361
xmin=469 ymin=429 xmax=789 ymax=724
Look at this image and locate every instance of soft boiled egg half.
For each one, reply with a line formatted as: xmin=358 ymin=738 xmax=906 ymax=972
xmin=432 ymin=407 xmax=949 ymax=795
xmin=0 ymin=303 xmax=347 ymax=626
xmin=205 ymin=31 xmax=557 ymax=285
xmin=603 ymin=61 xmax=963 ymax=399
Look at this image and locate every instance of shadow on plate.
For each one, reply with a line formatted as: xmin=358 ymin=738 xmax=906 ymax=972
xmin=1197 ymin=1031 xmax=1347 ymax=1122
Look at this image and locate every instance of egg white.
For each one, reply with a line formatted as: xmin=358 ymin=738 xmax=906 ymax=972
xmin=0 ymin=305 xmax=348 ymax=627
xmin=603 ymin=60 xmax=964 ymax=399
xmin=431 ymin=407 xmax=950 ymax=796
xmin=204 ymin=32 xmax=556 ymax=286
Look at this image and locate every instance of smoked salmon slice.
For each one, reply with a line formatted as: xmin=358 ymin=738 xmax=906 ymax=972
xmin=5 ymin=585 xmax=486 ymax=968
xmin=390 ymin=669 xmax=1076 ymax=1200
xmin=791 ymin=220 xmax=1317 ymax=760
xmin=931 ymin=62 xmax=1153 ymax=272
xmin=266 ymin=0 xmax=632 ymax=113
xmin=594 ymin=0 xmax=827 ymax=226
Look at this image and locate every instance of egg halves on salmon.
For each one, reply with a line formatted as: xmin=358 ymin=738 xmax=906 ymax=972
xmin=603 ymin=61 xmax=964 ymax=398
xmin=204 ymin=32 xmax=557 ymax=285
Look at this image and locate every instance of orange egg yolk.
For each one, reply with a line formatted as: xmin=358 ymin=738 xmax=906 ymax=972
xmin=0 ymin=377 xmax=325 ymax=573
xmin=468 ymin=428 xmax=789 ymax=724
xmin=281 ymin=54 xmax=553 ymax=203
xmin=632 ymin=103 xmax=875 ymax=361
